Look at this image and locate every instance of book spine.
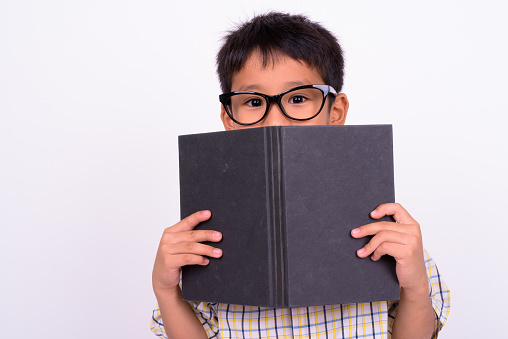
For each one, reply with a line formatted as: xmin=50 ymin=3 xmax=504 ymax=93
xmin=266 ymin=127 xmax=287 ymax=307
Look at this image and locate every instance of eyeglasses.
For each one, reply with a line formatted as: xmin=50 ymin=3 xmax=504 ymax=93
xmin=219 ymin=84 xmax=337 ymax=125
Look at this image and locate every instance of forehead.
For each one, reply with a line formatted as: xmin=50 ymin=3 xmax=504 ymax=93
xmin=230 ymin=52 xmax=325 ymax=93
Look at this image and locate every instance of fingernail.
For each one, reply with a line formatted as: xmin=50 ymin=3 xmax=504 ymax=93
xmin=357 ymin=248 xmax=365 ymax=255
xmin=370 ymin=210 xmax=377 ymax=217
xmin=352 ymin=228 xmax=360 ymax=234
xmin=213 ymin=248 xmax=222 ymax=255
xmin=213 ymin=232 xmax=221 ymax=238
xmin=204 ymin=258 xmax=210 ymax=264
xmin=202 ymin=210 xmax=211 ymax=217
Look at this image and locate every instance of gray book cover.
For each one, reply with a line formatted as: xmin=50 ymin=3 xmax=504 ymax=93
xmin=179 ymin=125 xmax=400 ymax=307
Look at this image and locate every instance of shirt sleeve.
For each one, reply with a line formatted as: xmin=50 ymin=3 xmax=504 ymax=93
xmin=150 ymin=305 xmax=167 ymax=338
xmin=188 ymin=301 xmax=220 ymax=338
xmin=425 ymin=249 xmax=451 ymax=336
xmin=149 ymin=302 xmax=220 ymax=339
xmin=387 ymin=249 xmax=451 ymax=338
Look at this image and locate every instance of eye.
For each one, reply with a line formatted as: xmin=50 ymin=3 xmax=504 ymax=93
xmin=288 ymin=95 xmax=307 ymax=104
xmin=245 ymin=98 xmax=263 ymax=107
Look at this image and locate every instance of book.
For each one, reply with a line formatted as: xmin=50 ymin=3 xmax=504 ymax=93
xmin=179 ymin=125 xmax=399 ymax=308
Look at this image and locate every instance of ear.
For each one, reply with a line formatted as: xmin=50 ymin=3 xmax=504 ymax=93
xmin=220 ymin=104 xmax=236 ymax=131
xmin=328 ymin=93 xmax=349 ymax=126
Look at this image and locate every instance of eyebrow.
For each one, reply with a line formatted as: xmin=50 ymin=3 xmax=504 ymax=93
xmin=236 ymin=81 xmax=311 ymax=92
xmin=236 ymin=85 xmax=262 ymax=92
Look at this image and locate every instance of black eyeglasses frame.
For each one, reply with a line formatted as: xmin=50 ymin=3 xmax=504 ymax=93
xmin=219 ymin=84 xmax=338 ymax=126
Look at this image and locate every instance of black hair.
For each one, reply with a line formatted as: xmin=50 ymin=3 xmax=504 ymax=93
xmin=216 ymin=12 xmax=345 ymax=94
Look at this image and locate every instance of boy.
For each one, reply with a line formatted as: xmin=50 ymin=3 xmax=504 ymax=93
xmin=151 ymin=12 xmax=450 ymax=339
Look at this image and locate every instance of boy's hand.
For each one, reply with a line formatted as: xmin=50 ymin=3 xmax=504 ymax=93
xmin=351 ymin=203 xmax=428 ymax=293
xmin=152 ymin=210 xmax=223 ymax=297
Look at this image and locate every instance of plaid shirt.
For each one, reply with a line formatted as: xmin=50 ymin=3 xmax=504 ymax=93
xmin=150 ymin=249 xmax=450 ymax=339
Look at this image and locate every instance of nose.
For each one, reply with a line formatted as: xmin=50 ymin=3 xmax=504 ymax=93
xmin=260 ymin=102 xmax=291 ymax=126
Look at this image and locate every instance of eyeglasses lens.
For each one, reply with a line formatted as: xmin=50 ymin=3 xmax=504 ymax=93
xmin=227 ymin=88 xmax=324 ymax=124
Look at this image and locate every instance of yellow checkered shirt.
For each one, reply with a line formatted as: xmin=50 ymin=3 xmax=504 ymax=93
xmin=150 ymin=249 xmax=450 ymax=338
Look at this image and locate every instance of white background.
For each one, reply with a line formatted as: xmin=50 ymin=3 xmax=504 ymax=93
xmin=1 ymin=1 xmax=507 ymax=338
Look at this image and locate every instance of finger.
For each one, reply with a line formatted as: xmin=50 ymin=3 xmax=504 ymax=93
xmin=370 ymin=242 xmax=406 ymax=261
xmin=356 ymin=230 xmax=409 ymax=258
xmin=370 ymin=203 xmax=417 ymax=225
xmin=172 ymin=253 xmax=212 ymax=267
xmin=351 ymin=221 xmax=418 ymax=238
xmin=169 ymin=210 xmax=212 ymax=233
xmin=169 ymin=229 xmax=222 ymax=244
xmin=169 ymin=241 xmax=223 ymax=258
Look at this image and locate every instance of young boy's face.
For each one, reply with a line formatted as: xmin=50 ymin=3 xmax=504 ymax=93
xmin=221 ymin=52 xmax=349 ymax=130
